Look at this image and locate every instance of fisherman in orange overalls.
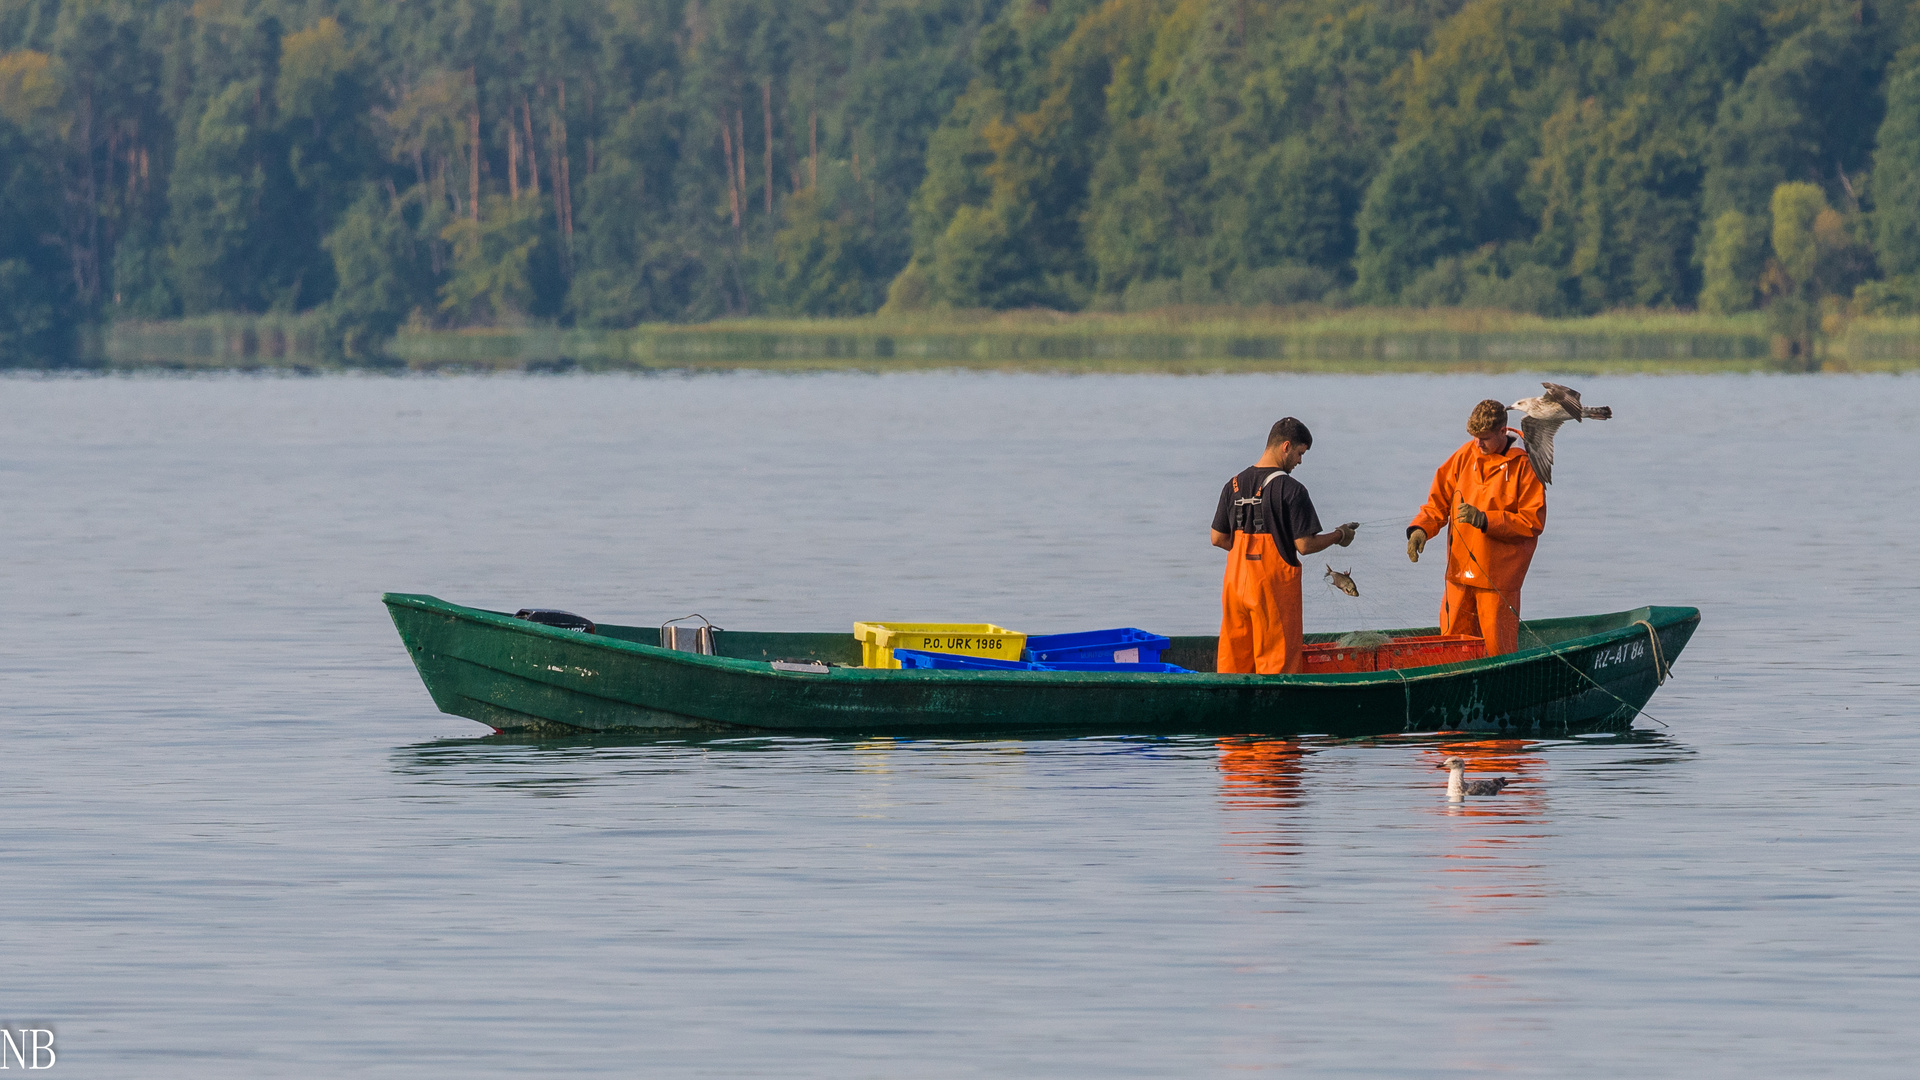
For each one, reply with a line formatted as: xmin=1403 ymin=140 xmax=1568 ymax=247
xmin=1406 ymin=399 xmax=1546 ymax=657
xmin=1212 ymin=418 xmax=1357 ymax=674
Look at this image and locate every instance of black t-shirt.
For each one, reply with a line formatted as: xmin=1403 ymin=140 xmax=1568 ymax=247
xmin=1212 ymin=466 xmax=1322 ymax=568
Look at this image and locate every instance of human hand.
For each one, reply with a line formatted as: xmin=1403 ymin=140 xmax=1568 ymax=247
xmin=1407 ymin=529 xmax=1426 ymax=562
xmin=1336 ymin=522 xmax=1358 ymax=547
xmin=1455 ymin=502 xmax=1487 ymax=530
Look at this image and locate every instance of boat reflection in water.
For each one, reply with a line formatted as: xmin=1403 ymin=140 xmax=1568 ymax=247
xmin=1418 ymin=738 xmax=1552 ymax=909
xmin=1422 ymin=739 xmax=1548 ymax=818
xmin=1212 ymin=736 xmax=1554 ymax=908
xmin=1216 ymin=737 xmax=1309 ymax=811
xmin=1215 ymin=737 xmax=1311 ymax=872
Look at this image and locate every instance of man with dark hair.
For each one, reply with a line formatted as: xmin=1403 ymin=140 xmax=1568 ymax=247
xmin=1211 ymin=418 xmax=1357 ymax=674
xmin=1405 ymin=399 xmax=1546 ymax=656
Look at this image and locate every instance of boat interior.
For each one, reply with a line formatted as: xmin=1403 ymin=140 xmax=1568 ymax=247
xmin=584 ymin=607 xmax=1665 ymax=673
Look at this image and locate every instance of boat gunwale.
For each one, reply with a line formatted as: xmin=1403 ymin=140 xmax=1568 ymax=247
xmin=381 ymin=592 xmax=1699 ymax=687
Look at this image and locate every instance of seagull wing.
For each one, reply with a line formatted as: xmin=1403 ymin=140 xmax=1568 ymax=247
xmin=1541 ymin=382 xmax=1584 ymax=421
xmin=1519 ymin=413 xmax=1561 ymax=484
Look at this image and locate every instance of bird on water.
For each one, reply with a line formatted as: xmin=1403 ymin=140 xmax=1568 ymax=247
xmin=1438 ymin=756 xmax=1510 ymax=801
xmin=1507 ymin=381 xmax=1613 ymax=485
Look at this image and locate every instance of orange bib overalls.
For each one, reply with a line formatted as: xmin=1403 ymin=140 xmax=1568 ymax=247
xmin=1218 ymin=471 xmax=1305 ymax=675
xmin=1408 ymin=432 xmax=1546 ymax=658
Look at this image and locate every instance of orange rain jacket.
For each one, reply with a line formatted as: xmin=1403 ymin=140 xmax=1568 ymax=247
xmin=1408 ymin=431 xmax=1546 ymax=593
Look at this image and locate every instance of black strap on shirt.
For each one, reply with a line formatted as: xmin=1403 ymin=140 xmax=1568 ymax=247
xmin=1229 ymin=470 xmax=1288 ymax=535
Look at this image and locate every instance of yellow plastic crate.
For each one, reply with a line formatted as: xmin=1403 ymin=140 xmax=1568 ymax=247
xmin=853 ymin=622 xmax=1026 ymax=669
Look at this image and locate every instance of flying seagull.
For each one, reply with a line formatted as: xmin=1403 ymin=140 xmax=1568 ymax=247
xmin=1508 ymin=382 xmax=1612 ymax=484
xmin=1437 ymin=756 xmax=1510 ymax=801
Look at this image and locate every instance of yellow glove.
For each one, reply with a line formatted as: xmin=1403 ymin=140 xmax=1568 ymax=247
xmin=1406 ymin=529 xmax=1426 ymax=562
xmin=1455 ymin=502 xmax=1487 ymax=530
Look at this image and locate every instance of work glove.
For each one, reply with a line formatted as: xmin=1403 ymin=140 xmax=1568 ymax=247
xmin=1335 ymin=522 xmax=1358 ymax=547
xmin=1455 ymin=502 xmax=1488 ymax=530
xmin=1407 ymin=529 xmax=1426 ymax=562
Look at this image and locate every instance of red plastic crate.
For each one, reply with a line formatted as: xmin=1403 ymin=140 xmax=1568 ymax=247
xmin=1301 ymin=641 xmax=1377 ymax=674
xmin=1377 ymin=634 xmax=1485 ymax=670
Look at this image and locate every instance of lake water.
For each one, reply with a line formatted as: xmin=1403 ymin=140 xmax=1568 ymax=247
xmin=4 ymin=370 xmax=1918 ymax=1077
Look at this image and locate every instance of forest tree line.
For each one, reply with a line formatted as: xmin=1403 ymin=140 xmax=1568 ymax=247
xmin=1 ymin=0 xmax=1917 ymax=361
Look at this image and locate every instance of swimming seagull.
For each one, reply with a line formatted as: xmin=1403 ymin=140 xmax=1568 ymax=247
xmin=1508 ymin=382 xmax=1613 ymax=485
xmin=1437 ymin=756 xmax=1510 ymax=801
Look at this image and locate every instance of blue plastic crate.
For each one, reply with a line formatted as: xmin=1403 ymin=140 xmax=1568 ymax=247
xmin=1034 ymin=660 xmax=1193 ymax=674
xmin=1022 ymin=627 xmax=1171 ymax=665
xmin=891 ymin=649 xmax=1039 ymax=671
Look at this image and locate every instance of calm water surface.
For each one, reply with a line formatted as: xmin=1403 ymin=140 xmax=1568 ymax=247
xmin=3 ymin=371 xmax=1918 ymax=1077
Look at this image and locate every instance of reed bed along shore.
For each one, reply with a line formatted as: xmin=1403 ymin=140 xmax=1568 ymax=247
xmin=91 ymin=307 xmax=1920 ymax=374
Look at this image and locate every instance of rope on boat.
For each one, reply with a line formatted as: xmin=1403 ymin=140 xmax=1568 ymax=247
xmin=1518 ymin=613 xmax=1670 ymax=731
xmin=1632 ymin=619 xmax=1670 ymax=686
xmin=1461 ymin=547 xmax=1671 ymax=730
xmin=1320 ymin=526 xmax=1677 ymax=731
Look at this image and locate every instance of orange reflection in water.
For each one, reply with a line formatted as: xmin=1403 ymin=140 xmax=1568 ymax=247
xmin=1423 ymin=739 xmax=1546 ymax=813
xmin=1421 ymin=738 xmax=1551 ymax=904
xmin=1216 ymin=737 xmax=1308 ymax=870
xmin=1217 ymin=737 xmax=1307 ymax=810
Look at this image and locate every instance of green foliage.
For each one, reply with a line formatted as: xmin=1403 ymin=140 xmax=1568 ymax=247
xmin=1760 ymin=181 xmax=1874 ymax=358
xmin=914 ymin=0 xmax=1122 ymax=309
xmin=879 ymin=259 xmax=931 ymax=312
xmin=773 ymin=179 xmax=887 ymax=316
xmin=0 ymin=0 xmax=1005 ymax=351
xmin=1086 ymin=0 xmax=1431 ymax=300
xmin=1764 ymin=182 xmax=1874 ymax=299
xmin=1352 ymin=0 xmax=1597 ymax=302
xmin=1529 ymin=90 xmax=1702 ymax=310
xmin=10 ymin=0 xmax=1920 ymax=358
xmin=1698 ymin=210 xmax=1767 ymax=314
xmin=168 ymin=78 xmax=272 ymax=313
xmin=321 ymin=184 xmax=428 ymax=358
xmin=1769 ymin=181 xmax=1825 ymax=288
xmin=1700 ymin=6 xmax=1885 ymax=227
xmin=439 ymin=197 xmax=545 ymax=324
xmin=1765 ymin=292 xmax=1817 ymax=363
xmin=1108 ymin=263 xmax=1342 ymax=312
xmin=0 ymin=116 xmax=73 ymax=362
xmin=1872 ymin=46 xmax=1920 ymax=279
xmin=566 ymin=95 xmax=709 ymax=327
xmin=1400 ymin=247 xmax=1574 ymax=316
xmin=1852 ymin=275 xmax=1920 ymax=315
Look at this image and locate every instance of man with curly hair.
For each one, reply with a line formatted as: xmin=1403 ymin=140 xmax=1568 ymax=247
xmin=1406 ymin=399 xmax=1546 ymax=657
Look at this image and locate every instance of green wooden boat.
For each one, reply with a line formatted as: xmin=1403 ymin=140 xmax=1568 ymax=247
xmin=383 ymin=593 xmax=1698 ymax=738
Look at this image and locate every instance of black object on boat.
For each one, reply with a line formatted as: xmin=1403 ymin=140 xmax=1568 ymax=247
xmin=515 ymin=609 xmax=596 ymax=633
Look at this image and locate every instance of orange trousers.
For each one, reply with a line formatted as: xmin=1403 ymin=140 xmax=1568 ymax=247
xmin=1218 ymin=531 xmax=1304 ymax=674
xmin=1441 ymin=580 xmax=1521 ymax=657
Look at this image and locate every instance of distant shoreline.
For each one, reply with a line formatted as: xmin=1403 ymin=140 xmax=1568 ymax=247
xmin=79 ymin=308 xmax=1920 ymax=374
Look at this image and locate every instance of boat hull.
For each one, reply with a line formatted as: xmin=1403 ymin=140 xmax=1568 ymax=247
xmin=383 ymin=594 xmax=1698 ymax=738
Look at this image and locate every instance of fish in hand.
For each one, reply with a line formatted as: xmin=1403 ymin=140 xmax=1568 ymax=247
xmin=1508 ymin=381 xmax=1613 ymax=485
xmin=1325 ymin=565 xmax=1359 ymax=596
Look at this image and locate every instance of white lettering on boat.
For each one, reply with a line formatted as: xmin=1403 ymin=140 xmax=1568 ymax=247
xmin=1589 ymin=640 xmax=1646 ymax=671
